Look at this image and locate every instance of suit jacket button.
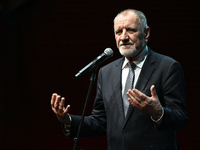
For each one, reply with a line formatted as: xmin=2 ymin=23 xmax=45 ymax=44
xmin=122 ymin=129 xmax=127 ymax=134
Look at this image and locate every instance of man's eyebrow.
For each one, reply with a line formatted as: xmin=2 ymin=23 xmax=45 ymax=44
xmin=115 ymin=26 xmax=137 ymax=32
xmin=114 ymin=28 xmax=121 ymax=33
xmin=126 ymin=26 xmax=137 ymax=30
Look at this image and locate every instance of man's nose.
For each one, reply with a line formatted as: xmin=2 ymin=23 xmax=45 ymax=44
xmin=120 ymin=31 xmax=129 ymax=41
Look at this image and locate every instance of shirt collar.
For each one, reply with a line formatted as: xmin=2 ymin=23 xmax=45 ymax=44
xmin=122 ymin=45 xmax=148 ymax=69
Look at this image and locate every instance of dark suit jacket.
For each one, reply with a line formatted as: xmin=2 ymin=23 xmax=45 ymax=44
xmin=66 ymin=48 xmax=189 ymax=150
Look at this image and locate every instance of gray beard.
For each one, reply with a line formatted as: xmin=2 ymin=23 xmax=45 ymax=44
xmin=119 ymin=47 xmax=137 ymax=58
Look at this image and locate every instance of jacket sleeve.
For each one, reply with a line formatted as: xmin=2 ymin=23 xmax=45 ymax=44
xmin=157 ymin=61 xmax=189 ymax=131
xmin=64 ymin=68 xmax=107 ymax=138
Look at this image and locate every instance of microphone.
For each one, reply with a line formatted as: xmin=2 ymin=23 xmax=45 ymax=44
xmin=75 ymin=48 xmax=114 ymax=78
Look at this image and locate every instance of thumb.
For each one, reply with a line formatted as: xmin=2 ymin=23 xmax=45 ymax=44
xmin=63 ymin=105 xmax=71 ymax=114
xmin=150 ymin=85 xmax=157 ymax=99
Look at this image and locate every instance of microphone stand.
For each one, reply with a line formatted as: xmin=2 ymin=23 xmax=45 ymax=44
xmin=73 ymin=67 xmax=97 ymax=150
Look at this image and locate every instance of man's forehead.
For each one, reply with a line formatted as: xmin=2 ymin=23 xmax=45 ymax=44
xmin=114 ymin=13 xmax=140 ymax=29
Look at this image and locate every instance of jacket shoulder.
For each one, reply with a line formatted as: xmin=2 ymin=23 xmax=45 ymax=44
xmin=100 ymin=57 xmax=124 ymax=70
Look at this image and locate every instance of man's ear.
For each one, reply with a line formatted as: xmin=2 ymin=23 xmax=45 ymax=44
xmin=144 ymin=26 xmax=150 ymax=43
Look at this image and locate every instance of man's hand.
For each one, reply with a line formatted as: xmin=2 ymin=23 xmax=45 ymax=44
xmin=127 ymin=85 xmax=162 ymax=120
xmin=51 ymin=93 xmax=71 ymax=125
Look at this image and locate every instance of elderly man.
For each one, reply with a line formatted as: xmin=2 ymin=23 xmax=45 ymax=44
xmin=51 ymin=9 xmax=188 ymax=150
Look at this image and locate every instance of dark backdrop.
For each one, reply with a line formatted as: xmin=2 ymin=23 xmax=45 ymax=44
xmin=0 ymin=0 xmax=199 ymax=149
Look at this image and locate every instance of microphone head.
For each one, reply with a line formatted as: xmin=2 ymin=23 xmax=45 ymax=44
xmin=104 ymin=48 xmax=114 ymax=58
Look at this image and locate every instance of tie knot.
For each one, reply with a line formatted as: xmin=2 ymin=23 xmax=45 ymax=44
xmin=128 ymin=62 xmax=136 ymax=72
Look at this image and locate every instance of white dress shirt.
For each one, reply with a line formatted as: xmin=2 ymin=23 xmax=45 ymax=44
xmin=121 ymin=46 xmax=148 ymax=95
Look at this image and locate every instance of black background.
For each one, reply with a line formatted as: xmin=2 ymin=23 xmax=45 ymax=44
xmin=0 ymin=0 xmax=199 ymax=149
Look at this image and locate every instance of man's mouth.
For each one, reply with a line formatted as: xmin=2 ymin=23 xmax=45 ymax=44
xmin=120 ymin=43 xmax=133 ymax=47
xmin=120 ymin=42 xmax=133 ymax=46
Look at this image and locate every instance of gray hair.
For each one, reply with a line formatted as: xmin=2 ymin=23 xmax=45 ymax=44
xmin=114 ymin=9 xmax=148 ymax=32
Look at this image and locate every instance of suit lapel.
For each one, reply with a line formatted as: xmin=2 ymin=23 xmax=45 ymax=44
xmin=111 ymin=57 xmax=125 ymax=120
xmin=123 ymin=48 xmax=156 ymax=125
xmin=135 ymin=49 xmax=156 ymax=91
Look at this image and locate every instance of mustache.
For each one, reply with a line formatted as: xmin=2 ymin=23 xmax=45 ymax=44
xmin=119 ymin=41 xmax=133 ymax=46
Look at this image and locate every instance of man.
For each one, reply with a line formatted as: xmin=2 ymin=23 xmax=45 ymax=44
xmin=51 ymin=9 xmax=189 ymax=150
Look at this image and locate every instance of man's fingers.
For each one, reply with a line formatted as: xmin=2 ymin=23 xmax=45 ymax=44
xmin=51 ymin=93 xmax=65 ymax=113
xmin=51 ymin=93 xmax=57 ymax=107
xmin=63 ymin=105 xmax=71 ymax=114
xmin=59 ymin=97 xmax=65 ymax=110
xmin=51 ymin=93 xmax=60 ymax=113
xmin=54 ymin=95 xmax=61 ymax=108
xmin=127 ymin=90 xmax=142 ymax=109
xmin=51 ymin=93 xmax=70 ymax=115
xmin=128 ymin=97 xmax=140 ymax=108
xmin=128 ymin=89 xmax=147 ymax=103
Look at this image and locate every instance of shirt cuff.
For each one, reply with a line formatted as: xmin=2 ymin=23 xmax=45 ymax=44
xmin=63 ymin=115 xmax=72 ymax=135
xmin=150 ymin=107 xmax=164 ymax=125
